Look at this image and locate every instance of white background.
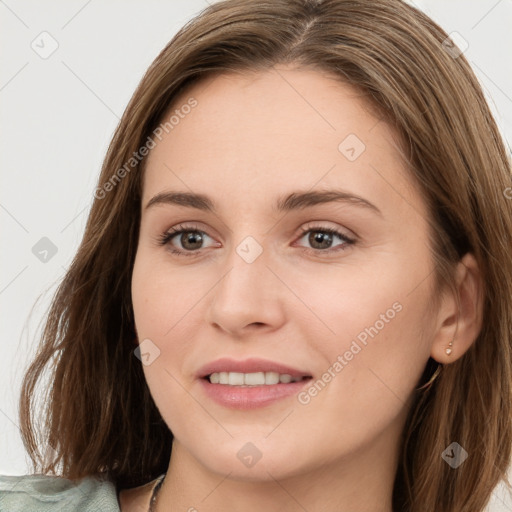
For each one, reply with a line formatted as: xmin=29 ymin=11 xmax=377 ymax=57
xmin=1 ymin=0 xmax=511 ymax=509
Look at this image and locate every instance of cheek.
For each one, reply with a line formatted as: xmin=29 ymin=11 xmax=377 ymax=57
xmin=289 ymin=293 xmax=433 ymax=459
xmin=131 ymin=250 xmax=213 ymax=394
xmin=131 ymin=252 xmax=185 ymax=384
xmin=131 ymin=252 xmax=203 ymax=428
xmin=289 ymin=253 xmax=435 ymax=412
xmin=131 ymin=250 xmax=199 ymax=338
xmin=282 ymin=249 xmax=433 ymax=350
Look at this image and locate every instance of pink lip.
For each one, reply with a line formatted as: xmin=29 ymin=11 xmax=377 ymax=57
xmin=196 ymin=357 xmax=311 ymax=379
xmin=199 ymin=379 xmax=312 ymax=409
xmin=196 ymin=357 xmax=313 ymax=410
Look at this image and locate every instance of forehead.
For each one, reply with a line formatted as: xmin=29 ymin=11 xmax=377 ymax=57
xmin=141 ymin=66 xmax=424 ymax=220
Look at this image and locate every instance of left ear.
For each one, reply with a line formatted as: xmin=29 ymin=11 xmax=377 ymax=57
xmin=430 ymin=252 xmax=484 ymax=364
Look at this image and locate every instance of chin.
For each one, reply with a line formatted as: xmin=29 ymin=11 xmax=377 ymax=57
xmin=189 ymin=437 xmax=316 ymax=482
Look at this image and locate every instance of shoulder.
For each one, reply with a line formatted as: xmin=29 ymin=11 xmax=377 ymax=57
xmin=0 ymin=473 xmax=120 ymax=512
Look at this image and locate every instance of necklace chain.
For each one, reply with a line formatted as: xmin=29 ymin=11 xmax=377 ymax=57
xmin=148 ymin=474 xmax=166 ymax=512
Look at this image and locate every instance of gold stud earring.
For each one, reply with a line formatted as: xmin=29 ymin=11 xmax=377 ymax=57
xmin=445 ymin=340 xmax=453 ymax=355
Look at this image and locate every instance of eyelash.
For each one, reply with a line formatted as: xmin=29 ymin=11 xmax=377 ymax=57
xmin=156 ymin=223 xmax=356 ymax=258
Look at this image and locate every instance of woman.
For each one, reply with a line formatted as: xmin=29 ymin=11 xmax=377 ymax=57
xmin=1 ymin=0 xmax=511 ymax=510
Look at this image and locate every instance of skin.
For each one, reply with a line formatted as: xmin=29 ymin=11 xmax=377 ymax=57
xmin=122 ymin=65 xmax=483 ymax=512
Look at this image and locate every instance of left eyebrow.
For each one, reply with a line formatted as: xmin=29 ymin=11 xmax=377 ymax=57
xmin=274 ymin=189 xmax=382 ymax=217
xmin=144 ymin=189 xmax=383 ymax=217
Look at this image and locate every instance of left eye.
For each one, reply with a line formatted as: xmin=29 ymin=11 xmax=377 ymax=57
xmin=295 ymin=226 xmax=355 ymax=253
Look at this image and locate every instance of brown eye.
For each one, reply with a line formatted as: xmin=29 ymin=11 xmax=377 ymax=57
xmin=157 ymin=224 xmax=216 ymax=257
xmin=178 ymin=231 xmax=204 ymax=251
xmin=307 ymin=230 xmax=335 ymax=250
xmin=295 ymin=226 xmax=355 ymax=254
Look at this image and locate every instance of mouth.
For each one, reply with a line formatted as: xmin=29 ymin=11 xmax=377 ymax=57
xmin=197 ymin=358 xmax=313 ymax=409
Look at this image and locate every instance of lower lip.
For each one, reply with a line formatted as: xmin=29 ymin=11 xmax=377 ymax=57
xmin=199 ymin=378 xmax=312 ymax=410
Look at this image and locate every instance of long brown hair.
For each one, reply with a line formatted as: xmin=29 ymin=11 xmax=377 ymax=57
xmin=19 ymin=0 xmax=512 ymax=510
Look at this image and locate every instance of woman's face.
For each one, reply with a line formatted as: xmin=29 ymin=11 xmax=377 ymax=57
xmin=131 ymin=66 xmax=438 ymax=482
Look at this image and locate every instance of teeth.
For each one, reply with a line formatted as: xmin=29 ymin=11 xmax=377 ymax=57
xmin=208 ymin=371 xmax=306 ymax=386
xmin=244 ymin=372 xmax=266 ymax=385
xmin=228 ymin=372 xmax=244 ymax=385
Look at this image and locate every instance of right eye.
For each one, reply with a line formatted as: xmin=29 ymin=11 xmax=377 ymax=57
xmin=156 ymin=224 xmax=219 ymax=257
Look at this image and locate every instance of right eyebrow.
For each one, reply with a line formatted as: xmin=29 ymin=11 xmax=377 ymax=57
xmin=145 ymin=191 xmax=215 ymax=212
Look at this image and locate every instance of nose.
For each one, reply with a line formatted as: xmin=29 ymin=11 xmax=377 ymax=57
xmin=204 ymin=241 xmax=286 ymax=337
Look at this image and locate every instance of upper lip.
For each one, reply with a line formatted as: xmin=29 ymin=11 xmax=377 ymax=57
xmin=197 ymin=358 xmax=312 ymax=379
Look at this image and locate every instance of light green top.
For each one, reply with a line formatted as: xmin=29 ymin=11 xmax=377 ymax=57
xmin=0 ymin=473 xmax=121 ymax=511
